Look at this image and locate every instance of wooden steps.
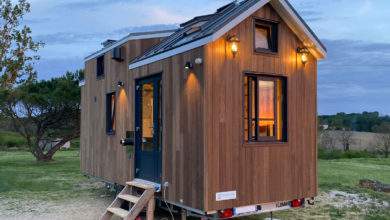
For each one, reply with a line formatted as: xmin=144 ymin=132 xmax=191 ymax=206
xmin=101 ymin=180 xmax=156 ymax=220
xmin=107 ymin=207 xmax=129 ymax=218
xmin=118 ymin=194 xmax=140 ymax=203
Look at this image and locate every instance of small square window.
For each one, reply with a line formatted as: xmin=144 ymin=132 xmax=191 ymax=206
xmin=97 ymin=55 xmax=105 ymax=78
xmin=254 ymin=19 xmax=278 ymax=53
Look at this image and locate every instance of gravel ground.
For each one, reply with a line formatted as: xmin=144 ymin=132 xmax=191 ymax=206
xmin=0 ymin=190 xmax=388 ymax=220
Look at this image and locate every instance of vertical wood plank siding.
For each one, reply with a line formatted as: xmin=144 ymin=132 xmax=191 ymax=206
xmin=81 ymin=38 xmax=163 ymax=185
xmin=203 ymin=4 xmax=317 ymax=211
xmin=81 ymin=39 xmax=205 ymax=210
xmin=129 ymin=47 xmax=205 ymax=210
xmin=81 ymin=3 xmax=318 ymax=213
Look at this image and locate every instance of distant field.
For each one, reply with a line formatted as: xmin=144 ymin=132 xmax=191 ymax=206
xmin=319 ymin=130 xmax=381 ymax=151
xmin=0 ymin=151 xmax=389 ymax=219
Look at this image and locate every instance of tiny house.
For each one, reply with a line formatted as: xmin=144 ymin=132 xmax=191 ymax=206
xmin=81 ymin=0 xmax=326 ymax=218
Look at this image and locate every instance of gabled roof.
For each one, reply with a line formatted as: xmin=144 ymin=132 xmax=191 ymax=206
xmin=84 ymin=29 xmax=176 ymax=62
xmin=129 ymin=0 xmax=326 ymax=70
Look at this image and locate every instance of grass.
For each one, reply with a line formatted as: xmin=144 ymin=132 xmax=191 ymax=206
xmin=241 ymin=158 xmax=390 ymax=220
xmin=0 ymin=150 xmax=105 ymax=201
xmin=0 ymin=150 xmax=389 ymax=219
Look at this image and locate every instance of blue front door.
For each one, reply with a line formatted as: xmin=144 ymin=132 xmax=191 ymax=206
xmin=135 ymin=74 xmax=162 ymax=183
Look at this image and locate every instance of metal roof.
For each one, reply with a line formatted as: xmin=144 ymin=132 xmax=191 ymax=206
xmin=131 ymin=0 xmax=259 ymax=63
xmin=128 ymin=0 xmax=327 ymax=68
xmin=84 ymin=29 xmax=177 ymax=62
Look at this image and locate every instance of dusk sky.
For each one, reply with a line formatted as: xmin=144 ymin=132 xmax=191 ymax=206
xmin=23 ymin=0 xmax=390 ymax=115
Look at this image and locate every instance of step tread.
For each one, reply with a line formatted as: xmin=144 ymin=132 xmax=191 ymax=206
xmin=107 ymin=207 xmax=129 ymax=218
xmin=126 ymin=181 xmax=154 ymax=189
xmin=118 ymin=194 xmax=140 ymax=203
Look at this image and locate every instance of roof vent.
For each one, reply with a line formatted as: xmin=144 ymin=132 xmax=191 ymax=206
xmin=102 ymin=39 xmax=117 ymax=48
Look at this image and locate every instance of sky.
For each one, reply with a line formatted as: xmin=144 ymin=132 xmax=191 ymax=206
xmin=21 ymin=0 xmax=390 ymax=115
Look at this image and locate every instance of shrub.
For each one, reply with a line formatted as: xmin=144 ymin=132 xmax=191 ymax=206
xmin=0 ymin=131 xmax=27 ymax=151
xmin=6 ymin=139 xmax=18 ymax=148
xmin=318 ymin=147 xmax=376 ymax=160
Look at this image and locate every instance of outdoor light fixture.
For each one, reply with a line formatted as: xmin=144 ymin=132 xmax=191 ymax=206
xmin=227 ymin=35 xmax=240 ymax=57
xmin=184 ymin=61 xmax=193 ymax=70
xmin=297 ymin=47 xmax=309 ymax=65
xmin=117 ymin=81 xmax=124 ymax=87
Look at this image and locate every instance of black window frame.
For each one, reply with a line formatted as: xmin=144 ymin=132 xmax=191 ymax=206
xmin=244 ymin=73 xmax=287 ymax=143
xmin=253 ymin=19 xmax=278 ymax=54
xmin=106 ymin=92 xmax=116 ymax=135
xmin=112 ymin=46 xmax=124 ymax=62
xmin=96 ymin=55 xmax=105 ymax=79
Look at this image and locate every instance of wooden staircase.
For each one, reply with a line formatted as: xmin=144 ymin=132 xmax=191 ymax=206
xmin=101 ymin=180 xmax=157 ymax=220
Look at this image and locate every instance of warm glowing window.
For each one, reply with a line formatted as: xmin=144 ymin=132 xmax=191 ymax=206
xmin=254 ymin=19 xmax=278 ymax=53
xmin=244 ymin=75 xmax=287 ymax=142
xmin=106 ymin=92 xmax=116 ymax=134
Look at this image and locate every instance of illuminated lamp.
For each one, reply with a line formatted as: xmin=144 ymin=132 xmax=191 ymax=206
xmin=227 ymin=35 xmax=240 ymax=57
xmin=297 ymin=47 xmax=309 ymax=65
xmin=184 ymin=61 xmax=193 ymax=70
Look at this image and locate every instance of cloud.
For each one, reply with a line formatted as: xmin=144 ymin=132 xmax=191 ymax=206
xmin=318 ymin=39 xmax=390 ymax=115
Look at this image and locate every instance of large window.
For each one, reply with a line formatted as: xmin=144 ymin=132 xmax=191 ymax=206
xmin=106 ymin=92 xmax=116 ymax=134
xmin=244 ymin=74 xmax=287 ymax=142
xmin=97 ymin=55 xmax=105 ymax=78
xmin=254 ymin=19 xmax=278 ymax=53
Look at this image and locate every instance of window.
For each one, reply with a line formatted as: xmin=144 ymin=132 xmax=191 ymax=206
xmin=244 ymin=74 xmax=287 ymax=142
xmin=97 ymin=55 xmax=105 ymax=78
xmin=254 ymin=19 xmax=278 ymax=53
xmin=106 ymin=92 xmax=116 ymax=134
xmin=112 ymin=47 xmax=123 ymax=62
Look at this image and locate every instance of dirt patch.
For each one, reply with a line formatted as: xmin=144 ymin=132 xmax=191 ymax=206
xmin=0 ymin=197 xmax=111 ymax=220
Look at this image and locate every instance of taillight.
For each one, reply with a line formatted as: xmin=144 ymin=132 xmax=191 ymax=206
xmin=291 ymin=198 xmax=305 ymax=208
xmin=218 ymin=208 xmax=234 ymax=218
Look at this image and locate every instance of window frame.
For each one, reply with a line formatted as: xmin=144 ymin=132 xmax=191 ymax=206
xmin=106 ymin=92 xmax=116 ymax=135
xmin=243 ymin=73 xmax=288 ymax=144
xmin=96 ymin=55 xmax=105 ymax=79
xmin=253 ymin=18 xmax=279 ymax=54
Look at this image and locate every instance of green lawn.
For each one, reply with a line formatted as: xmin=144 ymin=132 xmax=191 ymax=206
xmin=0 ymin=150 xmax=104 ymax=201
xmin=0 ymin=151 xmax=389 ymax=219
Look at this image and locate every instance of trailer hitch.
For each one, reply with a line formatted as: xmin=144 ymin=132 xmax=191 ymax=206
xmin=307 ymin=197 xmax=315 ymax=205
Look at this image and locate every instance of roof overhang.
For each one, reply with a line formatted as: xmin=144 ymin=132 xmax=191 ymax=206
xmin=129 ymin=0 xmax=326 ymax=70
xmin=84 ymin=30 xmax=176 ymax=62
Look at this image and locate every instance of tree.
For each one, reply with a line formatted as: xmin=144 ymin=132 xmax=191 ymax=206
xmin=0 ymin=71 xmax=82 ymax=161
xmin=337 ymin=128 xmax=354 ymax=152
xmin=373 ymin=122 xmax=390 ymax=158
xmin=1 ymin=0 xmax=42 ymax=88
xmin=319 ymin=130 xmax=336 ymax=149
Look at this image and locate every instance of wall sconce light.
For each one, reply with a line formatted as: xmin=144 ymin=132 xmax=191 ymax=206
xmin=297 ymin=47 xmax=309 ymax=65
xmin=184 ymin=61 xmax=193 ymax=70
xmin=117 ymin=81 xmax=124 ymax=87
xmin=227 ymin=35 xmax=240 ymax=57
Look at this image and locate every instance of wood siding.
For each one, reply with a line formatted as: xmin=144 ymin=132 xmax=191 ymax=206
xmin=81 ymin=38 xmax=163 ymax=185
xmin=203 ymin=4 xmax=317 ymax=211
xmin=129 ymin=48 xmax=205 ymax=210
xmin=81 ymin=3 xmax=318 ymax=213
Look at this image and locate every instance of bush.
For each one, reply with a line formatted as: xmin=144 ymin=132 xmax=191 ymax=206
xmin=318 ymin=147 xmax=376 ymax=160
xmin=5 ymin=139 xmax=18 ymax=148
xmin=0 ymin=131 xmax=27 ymax=151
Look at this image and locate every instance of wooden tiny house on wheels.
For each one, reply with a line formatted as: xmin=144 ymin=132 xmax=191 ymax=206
xmin=80 ymin=0 xmax=326 ymax=219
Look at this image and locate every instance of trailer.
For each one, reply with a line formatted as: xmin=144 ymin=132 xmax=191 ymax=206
xmin=80 ymin=0 xmax=326 ymax=219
